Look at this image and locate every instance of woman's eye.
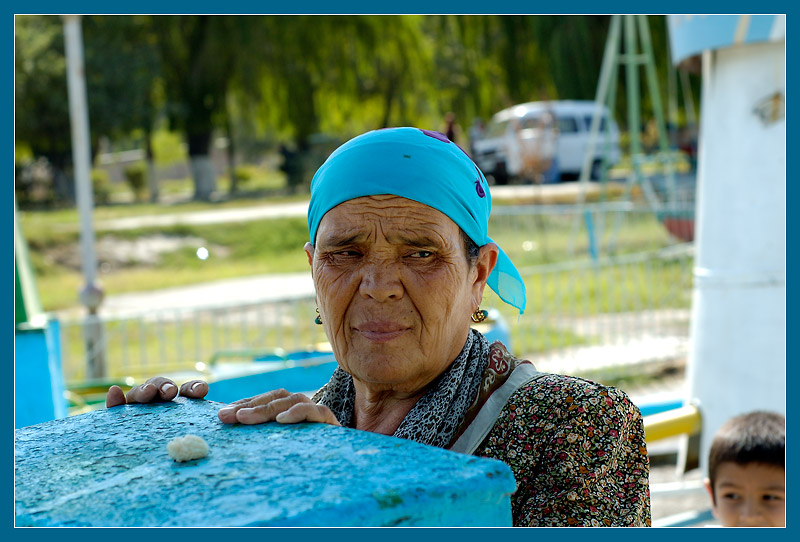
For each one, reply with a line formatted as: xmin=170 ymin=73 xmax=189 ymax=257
xmin=408 ymin=250 xmax=433 ymax=259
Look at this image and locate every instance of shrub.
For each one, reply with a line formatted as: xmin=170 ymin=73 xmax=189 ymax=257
xmin=124 ymin=162 xmax=147 ymax=201
xmin=91 ymin=169 xmax=112 ymax=205
xmin=233 ymin=164 xmax=257 ymax=186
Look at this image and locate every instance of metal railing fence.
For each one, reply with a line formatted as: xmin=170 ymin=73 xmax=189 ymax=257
xmin=58 ymin=201 xmax=695 ymax=384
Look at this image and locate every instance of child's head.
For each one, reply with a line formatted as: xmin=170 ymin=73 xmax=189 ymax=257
xmin=705 ymin=410 xmax=785 ymax=527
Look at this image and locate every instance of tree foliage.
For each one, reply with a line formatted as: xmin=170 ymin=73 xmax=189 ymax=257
xmin=15 ymin=15 xmax=682 ymax=203
xmin=15 ymin=15 xmax=71 ymax=170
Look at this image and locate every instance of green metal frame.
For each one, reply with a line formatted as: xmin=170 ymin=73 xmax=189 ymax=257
xmin=14 ymin=198 xmax=43 ymax=328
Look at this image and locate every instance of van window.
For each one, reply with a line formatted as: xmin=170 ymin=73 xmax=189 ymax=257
xmin=583 ymin=114 xmax=608 ymax=132
xmin=558 ymin=116 xmax=579 ymax=134
xmin=520 ymin=116 xmax=541 ymax=129
xmin=486 ymin=119 xmax=510 ymax=138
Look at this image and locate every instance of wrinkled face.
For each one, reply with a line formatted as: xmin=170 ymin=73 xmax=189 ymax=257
xmin=709 ymin=462 xmax=785 ymax=527
xmin=306 ymin=195 xmax=495 ymax=395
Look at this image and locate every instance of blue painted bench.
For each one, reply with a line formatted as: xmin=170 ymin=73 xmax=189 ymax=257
xmin=14 ymin=397 xmax=516 ymax=527
xmin=15 ymin=319 xmax=67 ymax=429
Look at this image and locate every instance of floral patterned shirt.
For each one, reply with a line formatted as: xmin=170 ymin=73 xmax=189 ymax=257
xmin=472 ymin=347 xmax=651 ymax=526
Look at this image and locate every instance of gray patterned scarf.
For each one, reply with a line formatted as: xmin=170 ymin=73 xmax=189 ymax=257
xmin=312 ymin=329 xmax=490 ymax=449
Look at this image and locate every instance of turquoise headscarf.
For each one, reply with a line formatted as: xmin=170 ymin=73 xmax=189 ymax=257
xmin=308 ymin=127 xmax=526 ymax=315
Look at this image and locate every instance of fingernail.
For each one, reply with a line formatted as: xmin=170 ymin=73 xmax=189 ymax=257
xmin=218 ymin=407 xmax=234 ymax=416
xmin=276 ymin=412 xmax=288 ymax=422
xmin=191 ymin=382 xmax=201 ymax=391
xmin=161 ymin=383 xmax=175 ymax=393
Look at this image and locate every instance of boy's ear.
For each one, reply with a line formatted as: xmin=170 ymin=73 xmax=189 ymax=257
xmin=704 ymin=478 xmax=718 ymax=517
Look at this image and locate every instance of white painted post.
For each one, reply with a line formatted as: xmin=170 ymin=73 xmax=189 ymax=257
xmin=683 ymin=39 xmax=785 ymax=472
xmin=63 ymin=15 xmax=105 ymax=378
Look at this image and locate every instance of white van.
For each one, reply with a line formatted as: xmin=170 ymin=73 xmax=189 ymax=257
xmin=472 ymin=100 xmax=622 ymax=184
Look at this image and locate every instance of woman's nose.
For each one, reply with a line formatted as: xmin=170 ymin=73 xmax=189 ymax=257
xmin=358 ymin=263 xmax=404 ymax=301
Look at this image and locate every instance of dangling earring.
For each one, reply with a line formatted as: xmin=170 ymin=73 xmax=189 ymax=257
xmin=471 ymin=309 xmax=488 ymax=323
xmin=314 ymin=307 xmax=323 ymax=325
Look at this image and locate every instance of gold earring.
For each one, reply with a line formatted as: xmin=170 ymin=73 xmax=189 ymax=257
xmin=314 ymin=307 xmax=323 ymax=325
xmin=471 ymin=309 xmax=488 ymax=323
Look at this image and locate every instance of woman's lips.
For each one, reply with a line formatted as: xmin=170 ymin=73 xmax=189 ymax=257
xmin=354 ymin=322 xmax=410 ymax=342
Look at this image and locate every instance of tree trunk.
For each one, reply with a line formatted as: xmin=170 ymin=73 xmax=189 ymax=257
xmin=187 ymin=132 xmax=216 ymax=201
xmin=225 ymin=112 xmax=237 ymax=196
xmin=50 ymin=155 xmax=75 ymax=204
xmin=380 ymin=75 xmax=396 ymax=128
xmin=145 ymin=128 xmax=159 ymax=203
xmin=190 ymin=156 xmax=216 ymax=201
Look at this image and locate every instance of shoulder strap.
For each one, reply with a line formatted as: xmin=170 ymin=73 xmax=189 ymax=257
xmin=449 ymin=363 xmax=545 ymax=455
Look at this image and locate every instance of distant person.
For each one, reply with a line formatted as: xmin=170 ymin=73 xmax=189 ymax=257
xmin=677 ymin=125 xmax=698 ymax=171
xmin=279 ymin=143 xmax=304 ymax=191
xmin=705 ymin=410 xmax=785 ymax=527
xmin=539 ymin=108 xmax=560 ymax=184
xmin=443 ymin=112 xmax=462 ymax=144
xmin=515 ymin=111 xmax=559 ymax=185
xmin=468 ymin=117 xmax=485 ymax=158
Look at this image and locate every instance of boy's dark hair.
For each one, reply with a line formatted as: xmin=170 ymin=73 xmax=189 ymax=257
xmin=708 ymin=410 xmax=785 ymax=501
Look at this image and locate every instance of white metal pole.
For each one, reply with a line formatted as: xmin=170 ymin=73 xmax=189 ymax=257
xmin=63 ymin=15 xmax=105 ymax=378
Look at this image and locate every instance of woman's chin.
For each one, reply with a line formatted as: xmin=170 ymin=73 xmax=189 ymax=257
xmin=341 ymin=353 xmax=424 ymax=388
xmin=354 ymin=328 xmax=411 ymax=343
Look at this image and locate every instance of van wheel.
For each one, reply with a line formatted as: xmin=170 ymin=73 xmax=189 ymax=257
xmin=590 ymin=160 xmax=604 ymax=181
xmin=493 ymin=171 xmax=509 ymax=185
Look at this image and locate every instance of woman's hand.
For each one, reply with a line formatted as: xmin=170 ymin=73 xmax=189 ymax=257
xmin=217 ymin=388 xmax=341 ymax=426
xmin=106 ymin=377 xmax=208 ymax=408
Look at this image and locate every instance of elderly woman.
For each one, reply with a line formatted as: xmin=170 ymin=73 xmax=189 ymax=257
xmin=107 ymin=128 xmax=651 ymax=527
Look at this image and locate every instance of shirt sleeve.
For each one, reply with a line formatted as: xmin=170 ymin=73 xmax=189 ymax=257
xmin=474 ymin=374 xmax=651 ymax=527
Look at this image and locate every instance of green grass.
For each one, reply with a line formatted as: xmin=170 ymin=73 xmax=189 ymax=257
xmin=25 ymin=201 xmax=689 ymax=313
xmin=31 ymin=217 xmax=312 ymax=311
xmin=484 ymin=255 xmax=692 ymax=356
xmin=489 ymin=210 xmax=676 ymax=267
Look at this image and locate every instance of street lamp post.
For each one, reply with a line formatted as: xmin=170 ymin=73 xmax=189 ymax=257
xmin=63 ymin=14 xmax=105 ymax=379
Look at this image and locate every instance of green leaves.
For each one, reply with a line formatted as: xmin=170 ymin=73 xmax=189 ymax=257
xmin=15 ymin=15 xmax=677 ymax=200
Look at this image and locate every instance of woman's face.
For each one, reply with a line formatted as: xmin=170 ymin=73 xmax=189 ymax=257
xmin=306 ymin=195 xmax=497 ymax=395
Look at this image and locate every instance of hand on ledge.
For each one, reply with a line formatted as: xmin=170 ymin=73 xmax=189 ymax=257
xmin=106 ymin=377 xmax=208 ymax=408
xmin=217 ymin=388 xmax=341 ymax=426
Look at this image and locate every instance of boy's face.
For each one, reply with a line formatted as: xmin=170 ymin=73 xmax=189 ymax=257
xmin=706 ymin=462 xmax=785 ymax=527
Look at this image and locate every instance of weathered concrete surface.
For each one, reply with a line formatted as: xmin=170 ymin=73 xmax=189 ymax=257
xmin=15 ymin=398 xmax=516 ymax=527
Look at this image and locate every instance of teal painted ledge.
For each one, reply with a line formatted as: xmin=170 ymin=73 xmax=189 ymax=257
xmin=15 ymin=397 xmax=516 ymax=527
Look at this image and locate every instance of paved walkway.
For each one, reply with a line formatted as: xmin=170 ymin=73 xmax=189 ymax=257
xmin=55 ymin=272 xmax=316 ymax=320
xmin=96 ymin=200 xmax=311 ymax=231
